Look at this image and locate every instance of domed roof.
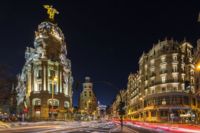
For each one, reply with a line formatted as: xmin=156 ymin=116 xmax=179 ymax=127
xmin=35 ymin=21 xmax=65 ymax=44
xmin=33 ymin=21 xmax=67 ymax=61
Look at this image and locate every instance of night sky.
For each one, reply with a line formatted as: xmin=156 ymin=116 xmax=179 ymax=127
xmin=1 ymin=0 xmax=200 ymax=106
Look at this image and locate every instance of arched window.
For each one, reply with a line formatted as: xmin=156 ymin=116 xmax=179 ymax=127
xmin=32 ymin=98 xmax=41 ymax=106
xmin=64 ymin=101 xmax=70 ymax=108
xmin=47 ymin=99 xmax=59 ymax=106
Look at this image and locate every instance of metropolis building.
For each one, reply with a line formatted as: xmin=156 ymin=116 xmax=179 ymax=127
xmin=125 ymin=38 xmax=200 ymax=122
xmin=16 ymin=7 xmax=73 ymax=120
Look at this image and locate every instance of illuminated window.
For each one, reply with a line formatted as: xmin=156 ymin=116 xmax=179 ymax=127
xmin=173 ymin=75 xmax=178 ymax=81
xmin=172 ymin=65 xmax=177 ymax=72
xmin=181 ymin=64 xmax=185 ymax=72
xmin=37 ymin=70 xmax=42 ymax=79
xmin=49 ymin=83 xmax=53 ymax=92
xmin=145 ymin=64 xmax=148 ymax=71
xmin=35 ymin=100 xmax=41 ymax=106
xmin=161 ymin=76 xmax=166 ymax=83
xmin=64 ymin=101 xmax=70 ymax=108
xmin=38 ymin=83 xmax=42 ymax=91
xmin=161 ymin=55 xmax=166 ymax=62
xmin=150 ymin=59 xmax=155 ymax=65
xmin=173 ymin=55 xmax=177 ymax=61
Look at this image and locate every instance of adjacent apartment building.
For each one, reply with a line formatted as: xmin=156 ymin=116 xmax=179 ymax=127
xmin=116 ymin=38 xmax=200 ymax=123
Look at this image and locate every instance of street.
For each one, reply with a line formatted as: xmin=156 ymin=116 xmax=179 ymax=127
xmin=0 ymin=121 xmax=161 ymax=133
xmin=0 ymin=120 xmax=200 ymax=133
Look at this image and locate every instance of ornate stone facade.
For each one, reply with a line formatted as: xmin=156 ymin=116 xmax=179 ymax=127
xmin=125 ymin=39 xmax=200 ymax=123
xmin=16 ymin=21 xmax=73 ymax=120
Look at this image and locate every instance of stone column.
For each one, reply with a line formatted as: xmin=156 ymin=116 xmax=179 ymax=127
xmin=46 ymin=62 xmax=48 ymax=92
xmin=42 ymin=61 xmax=47 ymax=91
xmin=31 ymin=63 xmax=34 ymax=92
xmin=60 ymin=67 xmax=64 ymax=93
xmin=58 ymin=65 xmax=61 ymax=93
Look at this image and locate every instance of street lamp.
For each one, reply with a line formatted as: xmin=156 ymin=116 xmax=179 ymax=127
xmin=51 ymin=76 xmax=58 ymax=120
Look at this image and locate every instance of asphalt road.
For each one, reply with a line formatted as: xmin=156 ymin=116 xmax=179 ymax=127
xmin=0 ymin=121 xmax=169 ymax=133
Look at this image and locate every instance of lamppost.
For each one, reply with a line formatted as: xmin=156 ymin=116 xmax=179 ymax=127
xmin=51 ymin=76 xmax=58 ymax=120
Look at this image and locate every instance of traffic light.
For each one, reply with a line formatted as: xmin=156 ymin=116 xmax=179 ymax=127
xmin=118 ymin=101 xmax=125 ymax=115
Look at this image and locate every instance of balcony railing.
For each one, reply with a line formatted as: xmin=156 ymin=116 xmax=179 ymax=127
xmin=160 ymin=70 xmax=168 ymax=74
xmin=144 ymin=79 xmax=184 ymax=89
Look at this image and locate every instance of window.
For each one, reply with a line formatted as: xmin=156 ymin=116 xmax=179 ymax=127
xmin=49 ymin=70 xmax=55 ymax=77
xmin=145 ymin=64 xmax=148 ymax=70
xmin=191 ymin=70 xmax=194 ymax=75
xmin=173 ymin=55 xmax=177 ymax=61
xmin=161 ymin=56 xmax=166 ymax=62
xmin=173 ymin=75 xmax=178 ymax=81
xmin=89 ymin=91 xmax=92 ymax=97
xmin=181 ymin=65 xmax=185 ymax=72
xmin=151 ymin=80 xmax=154 ymax=85
xmin=38 ymin=84 xmax=42 ymax=91
xmin=49 ymin=83 xmax=53 ymax=93
xmin=172 ymin=65 xmax=177 ymax=72
xmin=35 ymin=100 xmax=41 ymax=106
xmin=172 ymin=87 xmax=177 ymax=91
xmin=161 ymin=76 xmax=166 ymax=83
xmin=64 ymin=101 xmax=70 ymax=108
xmin=182 ymin=75 xmax=185 ymax=82
xmin=181 ymin=56 xmax=184 ymax=63
xmin=37 ymin=70 xmax=42 ymax=79
xmin=150 ymin=59 xmax=155 ymax=65
xmin=151 ymin=89 xmax=155 ymax=94
xmin=162 ymin=88 xmax=166 ymax=92
xmin=48 ymin=99 xmax=59 ymax=106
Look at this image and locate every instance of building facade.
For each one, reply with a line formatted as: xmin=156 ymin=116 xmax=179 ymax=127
xmin=16 ymin=21 xmax=73 ymax=120
xmin=97 ymin=101 xmax=107 ymax=119
xmin=125 ymin=39 xmax=200 ymax=123
xmin=79 ymin=77 xmax=97 ymax=116
xmin=111 ymin=89 xmax=126 ymax=119
xmin=194 ymin=39 xmax=200 ymax=96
